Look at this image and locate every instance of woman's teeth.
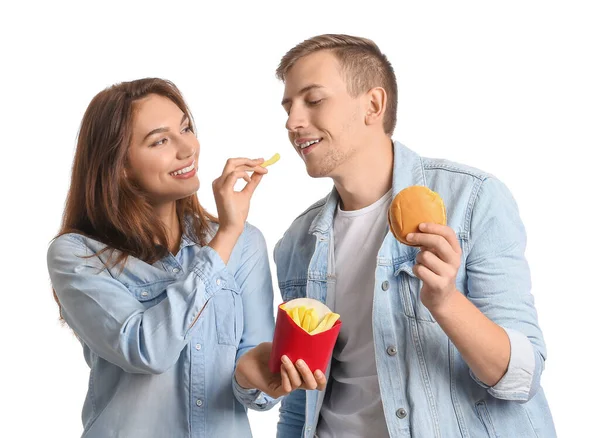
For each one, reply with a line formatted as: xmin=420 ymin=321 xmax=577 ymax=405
xmin=299 ymin=139 xmax=321 ymax=149
xmin=170 ymin=162 xmax=195 ymax=176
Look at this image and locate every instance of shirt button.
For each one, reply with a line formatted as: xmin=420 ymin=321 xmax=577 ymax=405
xmin=387 ymin=345 xmax=398 ymax=356
xmin=216 ymin=279 xmax=221 ymax=286
xmin=382 ymin=281 xmax=390 ymax=291
xmin=396 ymin=408 xmax=407 ymax=419
xmin=195 ymin=344 xmax=201 ymax=351
xmin=140 ymin=291 xmax=149 ymax=298
xmin=172 ymin=267 xmax=180 ymax=273
xmin=196 ymin=399 xmax=203 ymax=407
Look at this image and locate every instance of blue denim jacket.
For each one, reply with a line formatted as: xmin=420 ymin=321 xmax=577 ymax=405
xmin=274 ymin=142 xmax=555 ymax=438
xmin=48 ymin=222 xmax=276 ymax=438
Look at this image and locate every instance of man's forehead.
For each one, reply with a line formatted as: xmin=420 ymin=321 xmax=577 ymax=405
xmin=288 ymin=51 xmax=338 ymax=79
xmin=282 ymin=52 xmax=343 ymax=99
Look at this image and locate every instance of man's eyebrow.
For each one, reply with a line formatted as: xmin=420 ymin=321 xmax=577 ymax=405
xmin=143 ymin=114 xmax=189 ymax=141
xmin=281 ymin=84 xmax=325 ymax=106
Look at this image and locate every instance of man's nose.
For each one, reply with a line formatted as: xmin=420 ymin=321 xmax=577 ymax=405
xmin=285 ymin=105 xmax=308 ymax=132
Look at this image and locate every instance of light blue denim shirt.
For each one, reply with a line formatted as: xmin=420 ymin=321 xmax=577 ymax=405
xmin=48 ymin=222 xmax=277 ymax=438
xmin=275 ymin=142 xmax=555 ymax=438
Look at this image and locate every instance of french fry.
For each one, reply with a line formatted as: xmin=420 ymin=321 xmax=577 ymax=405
xmin=303 ymin=308 xmax=320 ymax=332
xmin=260 ymin=153 xmax=280 ymax=167
xmin=297 ymin=306 xmax=306 ymax=323
xmin=290 ymin=307 xmax=301 ymax=326
xmin=301 ymin=310 xmax=312 ymax=332
xmin=311 ymin=312 xmax=341 ymax=335
xmin=282 ymin=298 xmax=340 ymax=335
xmin=326 ymin=313 xmax=341 ymax=329
xmin=309 ymin=310 xmax=319 ymax=332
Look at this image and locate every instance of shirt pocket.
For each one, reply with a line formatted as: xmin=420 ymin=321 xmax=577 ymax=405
xmin=212 ymin=289 xmax=239 ymax=346
xmin=396 ymin=260 xmax=437 ymax=323
xmin=395 ymin=237 xmax=467 ymax=323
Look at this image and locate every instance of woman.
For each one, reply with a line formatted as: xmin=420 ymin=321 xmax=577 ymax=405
xmin=47 ymin=78 xmax=284 ymax=437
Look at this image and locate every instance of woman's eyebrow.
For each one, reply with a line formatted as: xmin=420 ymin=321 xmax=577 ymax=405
xmin=144 ymin=114 xmax=189 ymax=140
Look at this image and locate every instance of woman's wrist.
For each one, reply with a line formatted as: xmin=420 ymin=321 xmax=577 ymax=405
xmin=208 ymin=228 xmax=242 ymax=265
xmin=217 ymin=224 xmax=244 ymax=240
xmin=234 ymin=368 xmax=254 ymax=390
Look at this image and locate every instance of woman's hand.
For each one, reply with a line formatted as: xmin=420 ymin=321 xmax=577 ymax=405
xmin=209 ymin=158 xmax=267 ymax=264
xmin=212 ymin=157 xmax=267 ymax=236
xmin=235 ymin=342 xmax=327 ymax=399
xmin=279 ymin=354 xmax=327 ymax=393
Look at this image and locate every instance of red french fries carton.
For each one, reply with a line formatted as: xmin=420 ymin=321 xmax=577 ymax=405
xmin=269 ymin=298 xmax=342 ymax=374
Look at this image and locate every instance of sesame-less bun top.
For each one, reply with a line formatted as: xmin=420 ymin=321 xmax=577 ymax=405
xmin=388 ymin=186 xmax=447 ymax=246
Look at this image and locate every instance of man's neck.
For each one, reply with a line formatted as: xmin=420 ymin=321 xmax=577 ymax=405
xmin=333 ymin=137 xmax=394 ymax=211
xmin=153 ymin=201 xmax=181 ymax=254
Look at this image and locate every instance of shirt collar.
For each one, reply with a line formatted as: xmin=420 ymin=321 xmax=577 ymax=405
xmin=309 ymin=141 xmax=425 ymax=235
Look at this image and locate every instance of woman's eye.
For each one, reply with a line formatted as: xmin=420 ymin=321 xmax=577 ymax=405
xmin=307 ymin=99 xmax=323 ymax=106
xmin=182 ymin=126 xmax=192 ymax=133
xmin=152 ymin=138 xmax=167 ymax=147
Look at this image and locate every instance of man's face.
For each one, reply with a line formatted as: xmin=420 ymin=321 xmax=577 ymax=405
xmin=281 ymin=51 xmax=367 ymax=178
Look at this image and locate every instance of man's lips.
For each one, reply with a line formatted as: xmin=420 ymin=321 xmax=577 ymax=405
xmin=295 ymin=138 xmax=323 ymax=149
xmin=297 ymin=139 xmax=322 ymax=156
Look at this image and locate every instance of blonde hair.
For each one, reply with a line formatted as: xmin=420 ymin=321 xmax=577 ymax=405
xmin=276 ymin=34 xmax=398 ymax=135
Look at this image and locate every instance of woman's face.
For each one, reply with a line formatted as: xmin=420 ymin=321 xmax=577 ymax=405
xmin=127 ymin=94 xmax=200 ymax=204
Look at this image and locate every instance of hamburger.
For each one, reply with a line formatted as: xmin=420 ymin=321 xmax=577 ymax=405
xmin=388 ymin=185 xmax=446 ymax=246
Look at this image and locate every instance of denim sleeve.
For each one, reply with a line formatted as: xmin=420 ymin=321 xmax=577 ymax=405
xmin=277 ymin=390 xmax=307 ymax=438
xmin=274 ymin=237 xmax=307 ymax=437
xmin=231 ymin=224 xmax=280 ymax=411
xmin=465 ymin=177 xmax=546 ymax=402
xmin=47 ymin=234 xmax=229 ymax=374
xmin=469 ymin=328 xmax=537 ymax=399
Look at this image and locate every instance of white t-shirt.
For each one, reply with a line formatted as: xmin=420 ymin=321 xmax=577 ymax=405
xmin=316 ymin=189 xmax=393 ymax=438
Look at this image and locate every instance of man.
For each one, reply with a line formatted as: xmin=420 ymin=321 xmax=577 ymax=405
xmin=273 ymin=34 xmax=556 ymax=438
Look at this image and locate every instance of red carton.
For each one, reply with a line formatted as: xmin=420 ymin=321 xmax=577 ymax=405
xmin=269 ymin=303 xmax=342 ymax=374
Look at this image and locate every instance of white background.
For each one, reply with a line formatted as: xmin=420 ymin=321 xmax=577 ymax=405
xmin=1 ymin=1 xmax=598 ymax=436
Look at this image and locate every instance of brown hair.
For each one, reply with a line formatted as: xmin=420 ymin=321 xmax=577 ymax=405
xmin=276 ymin=34 xmax=398 ymax=136
xmin=53 ymin=78 xmax=216 ymax=316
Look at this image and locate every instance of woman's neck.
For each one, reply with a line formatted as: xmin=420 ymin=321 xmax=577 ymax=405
xmin=154 ymin=201 xmax=181 ymax=254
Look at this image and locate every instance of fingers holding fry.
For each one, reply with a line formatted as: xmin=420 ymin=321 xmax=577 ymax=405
xmin=260 ymin=153 xmax=281 ymax=167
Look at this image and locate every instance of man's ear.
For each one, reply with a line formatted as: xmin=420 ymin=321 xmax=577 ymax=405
xmin=364 ymin=87 xmax=387 ymax=127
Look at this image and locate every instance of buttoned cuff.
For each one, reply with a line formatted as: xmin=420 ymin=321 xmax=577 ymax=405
xmin=192 ymin=246 xmax=234 ymax=297
xmin=470 ymin=327 xmax=535 ymax=401
xmin=232 ymin=375 xmax=275 ymax=411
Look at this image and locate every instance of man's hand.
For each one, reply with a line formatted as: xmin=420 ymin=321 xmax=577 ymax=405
xmin=235 ymin=342 xmax=327 ymax=399
xmin=407 ymin=223 xmax=462 ymax=312
xmin=407 ymin=223 xmax=512 ymax=387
